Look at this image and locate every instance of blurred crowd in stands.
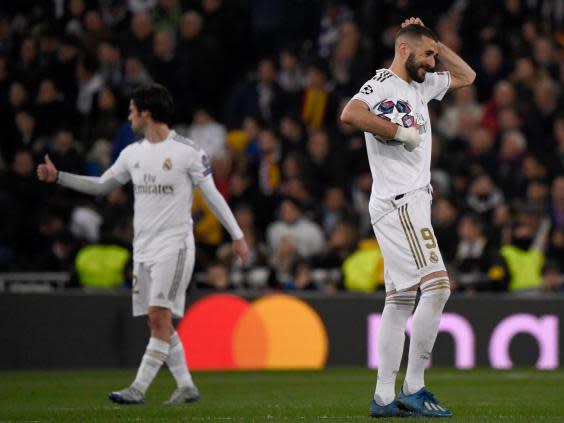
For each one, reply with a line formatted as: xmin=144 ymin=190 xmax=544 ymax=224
xmin=0 ymin=0 xmax=563 ymax=295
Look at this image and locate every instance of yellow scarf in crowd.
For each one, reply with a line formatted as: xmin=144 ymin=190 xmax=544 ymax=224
xmin=301 ymin=88 xmax=328 ymax=129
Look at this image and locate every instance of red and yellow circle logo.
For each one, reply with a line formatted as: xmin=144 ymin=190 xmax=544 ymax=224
xmin=177 ymin=294 xmax=328 ymax=370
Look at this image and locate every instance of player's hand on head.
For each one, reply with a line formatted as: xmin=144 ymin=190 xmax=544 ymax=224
xmin=401 ymin=17 xmax=425 ymax=28
xmin=37 ymin=154 xmax=58 ymax=183
xmin=232 ymin=238 xmax=250 ymax=265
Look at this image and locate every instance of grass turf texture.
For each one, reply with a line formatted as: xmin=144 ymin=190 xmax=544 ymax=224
xmin=1 ymin=368 xmax=564 ymax=422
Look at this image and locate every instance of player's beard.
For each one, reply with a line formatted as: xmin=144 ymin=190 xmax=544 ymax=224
xmin=405 ymin=53 xmax=430 ymax=83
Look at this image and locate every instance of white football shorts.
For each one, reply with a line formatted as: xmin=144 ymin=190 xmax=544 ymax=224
xmin=132 ymin=237 xmax=195 ymax=319
xmin=371 ymin=186 xmax=446 ymax=293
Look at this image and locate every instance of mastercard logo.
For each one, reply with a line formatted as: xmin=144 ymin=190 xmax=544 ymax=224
xmin=177 ymin=293 xmax=329 ymax=370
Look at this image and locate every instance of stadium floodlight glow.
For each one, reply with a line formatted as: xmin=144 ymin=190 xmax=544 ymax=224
xmin=368 ymin=312 xmax=559 ymax=369
xmin=488 ymin=314 xmax=559 ymax=370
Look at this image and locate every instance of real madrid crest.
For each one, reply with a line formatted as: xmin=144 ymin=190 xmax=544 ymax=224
xmin=163 ymin=158 xmax=172 ymax=171
xmin=429 ymin=251 xmax=439 ymax=264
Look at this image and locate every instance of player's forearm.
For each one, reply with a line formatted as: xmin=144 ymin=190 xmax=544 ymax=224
xmin=437 ymin=42 xmax=476 ymax=88
xmin=199 ymin=179 xmax=244 ymax=240
xmin=58 ymin=171 xmax=122 ymax=196
xmin=340 ymin=100 xmax=398 ymax=140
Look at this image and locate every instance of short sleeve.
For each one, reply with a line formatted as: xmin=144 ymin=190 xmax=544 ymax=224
xmin=188 ymin=150 xmax=213 ymax=186
xmin=351 ymin=79 xmax=385 ymax=109
xmin=106 ymin=149 xmax=131 ymax=183
xmin=422 ymin=71 xmax=451 ymax=102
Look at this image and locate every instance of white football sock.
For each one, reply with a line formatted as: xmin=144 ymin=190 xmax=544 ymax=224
xmin=132 ymin=337 xmax=170 ymax=394
xmin=374 ymin=291 xmax=416 ymax=406
xmin=403 ymin=278 xmax=450 ymax=395
xmin=166 ymin=331 xmax=195 ymax=388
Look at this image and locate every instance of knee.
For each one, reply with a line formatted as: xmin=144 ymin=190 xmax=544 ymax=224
xmin=148 ymin=309 xmax=173 ymax=336
xmin=420 ymin=278 xmax=451 ymax=305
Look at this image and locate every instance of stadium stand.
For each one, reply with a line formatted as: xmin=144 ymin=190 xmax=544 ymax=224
xmin=0 ymin=0 xmax=562 ymax=294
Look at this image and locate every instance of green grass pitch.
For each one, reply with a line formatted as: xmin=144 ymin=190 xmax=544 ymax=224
xmin=1 ymin=368 xmax=564 ymax=422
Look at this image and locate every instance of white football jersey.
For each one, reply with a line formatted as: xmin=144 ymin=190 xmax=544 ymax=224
xmin=352 ymin=68 xmax=450 ymax=206
xmin=108 ymin=131 xmax=212 ymax=261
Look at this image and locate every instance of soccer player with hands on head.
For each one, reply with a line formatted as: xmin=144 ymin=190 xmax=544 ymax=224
xmin=38 ymin=83 xmax=249 ymax=405
xmin=341 ymin=18 xmax=475 ymax=418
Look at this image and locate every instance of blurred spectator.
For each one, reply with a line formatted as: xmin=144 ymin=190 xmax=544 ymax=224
xmin=82 ymin=9 xmax=109 ymax=52
xmin=255 ymin=128 xmax=281 ymax=197
xmin=279 ymin=113 xmax=307 ymax=155
xmin=489 ymin=213 xmax=550 ymax=292
xmin=317 ymin=1 xmax=353 ymax=59
xmin=315 ymin=221 xmax=357 ymax=280
xmin=97 ymin=39 xmax=122 ymax=86
xmin=266 ymin=198 xmax=324 ymax=259
xmin=226 ymin=58 xmax=286 ymax=127
xmin=35 ymin=78 xmax=71 ymax=138
xmin=525 ymin=79 xmax=560 ymax=147
xmin=82 ymin=86 xmax=121 ymax=148
xmin=299 ymin=60 xmax=338 ymax=130
xmin=177 ymin=10 xmax=223 ymax=113
xmin=186 ymin=109 xmax=227 ymax=160
xmin=46 ymin=128 xmax=85 ymax=174
xmin=497 ymin=130 xmax=528 ymax=199
xmin=329 ymin=20 xmax=373 ymax=95
xmin=342 ymin=239 xmax=384 ymax=292
xmin=278 ymin=47 xmax=305 ymax=99
xmin=466 ymin=127 xmax=497 ymax=176
xmin=151 ymin=0 xmax=182 ymax=32
xmin=547 ymin=116 xmax=564 ymax=174
xmin=480 ymin=80 xmax=516 ymax=136
xmin=304 ymin=129 xmax=342 ymax=199
xmin=316 ymin=186 xmax=353 ymax=236
xmin=76 ymin=55 xmax=104 ymax=116
xmin=474 ymin=44 xmax=506 ymax=102
xmin=121 ymin=56 xmax=153 ymax=98
xmin=542 ymin=261 xmax=564 ymax=294
xmin=201 ymin=261 xmax=233 ymax=290
xmin=550 ymin=176 xmax=564 ymax=228
xmin=149 ymin=29 xmax=191 ymax=119
xmin=466 ymin=173 xmax=504 ymax=219
xmin=75 ymin=243 xmax=130 ymax=288
xmin=282 ymin=258 xmax=317 ymax=291
xmin=437 ymin=86 xmax=482 ymax=141
xmin=453 ymin=214 xmax=493 ymax=290
xmin=119 ymin=11 xmax=153 ymax=63
xmin=432 ymin=197 xmax=459 ymax=263
xmin=350 ymin=171 xmax=372 ymax=238
xmin=0 ymin=150 xmax=47 ymax=267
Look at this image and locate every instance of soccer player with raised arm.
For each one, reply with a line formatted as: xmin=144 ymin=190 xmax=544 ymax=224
xmin=37 ymin=83 xmax=249 ymax=405
xmin=341 ymin=18 xmax=475 ymax=418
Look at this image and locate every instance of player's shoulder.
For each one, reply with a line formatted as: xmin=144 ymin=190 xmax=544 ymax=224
xmin=370 ymin=68 xmax=397 ymax=84
xmin=170 ymin=132 xmax=203 ymax=155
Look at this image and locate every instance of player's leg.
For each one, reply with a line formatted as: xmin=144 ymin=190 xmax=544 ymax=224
xmin=403 ymin=270 xmax=450 ymax=395
xmin=127 ymin=306 xmax=173 ymax=395
xmin=370 ymin=286 xmax=416 ymax=417
xmin=395 ymin=190 xmax=452 ymax=417
xmin=164 ymin=243 xmax=200 ymax=404
xmin=369 ymin=211 xmax=418 ymax=417
xmin=110 ymin=262 xmax=163 ymax=404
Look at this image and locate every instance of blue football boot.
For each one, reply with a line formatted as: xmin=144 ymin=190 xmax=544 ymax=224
xmin=370 ymin=399 xmax=413 ymax=418
xmin=397 ymin=387 xmax=452 ymax=417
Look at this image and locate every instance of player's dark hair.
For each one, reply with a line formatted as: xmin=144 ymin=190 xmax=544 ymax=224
xmin=396 ymin=24 xmax=438 ymax=43
xmin=130 ymin=83 xmax=174 ymax=125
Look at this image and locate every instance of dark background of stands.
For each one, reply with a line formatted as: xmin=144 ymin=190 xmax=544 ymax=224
xmin=0 ymin=0 xmax=563 ymax=295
